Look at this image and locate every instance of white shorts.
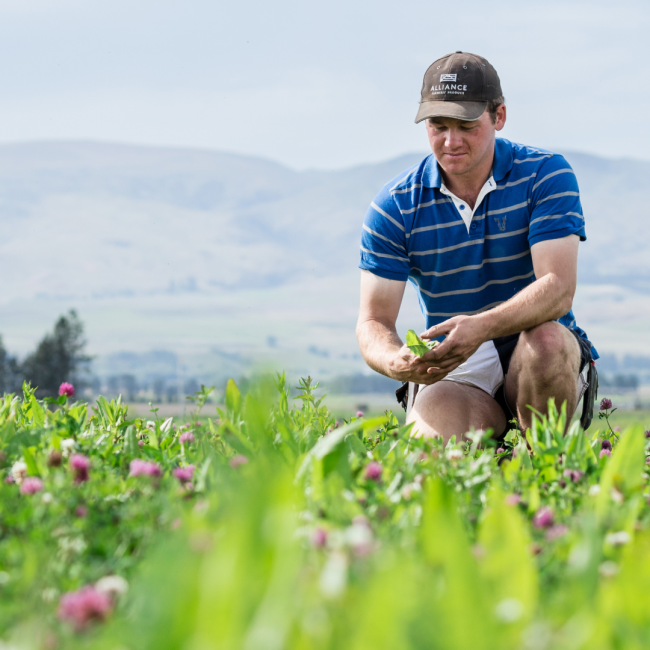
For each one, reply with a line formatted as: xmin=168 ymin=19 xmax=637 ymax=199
xmin=405 ymin=339 xmax=588 ymax=419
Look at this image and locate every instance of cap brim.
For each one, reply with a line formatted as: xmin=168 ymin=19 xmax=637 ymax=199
xmin=414 ymin=100 xmax=487 ymax=124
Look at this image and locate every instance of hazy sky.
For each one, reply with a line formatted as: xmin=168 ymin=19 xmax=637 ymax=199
xmin=0 ymin=0 xmax=648 ymax=169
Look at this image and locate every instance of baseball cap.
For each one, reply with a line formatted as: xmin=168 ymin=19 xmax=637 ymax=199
xmin=414 ymin=51 xmax=502 ymax=123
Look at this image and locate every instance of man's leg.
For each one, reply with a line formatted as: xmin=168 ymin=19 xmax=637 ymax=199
xmin=407 ymin=381 xmax=506 ymax=444
xmin=504 ymin=322 xmax=581 ymax=431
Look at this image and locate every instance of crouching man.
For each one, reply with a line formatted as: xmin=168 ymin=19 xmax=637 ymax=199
xmin=356 ymin=51 xmax=598 ymax=443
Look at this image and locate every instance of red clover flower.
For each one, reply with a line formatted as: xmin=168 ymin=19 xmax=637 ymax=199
xmin=70 ymin=454 xmax=91 ymax=484
xmin=311 ymin=527 xmax=328 ymax=549
xmin=599 ymin=398 xmax=612 ymax=411
xmin=364 ymin=461 xmax=383 ymax=482
xmin=533 ymin=506 xmax=554 ymax=529
xmin=229 ymin=455 xmax=249 ymax=469
xmin=59 ymin=382 xmax=75 ymax=398
xmin=129 ymin=459 xmax=162 ymax=478
xmin=179 ymin=432 xmax=195 ymax=445
xmin=19 ymin=477 xmax=43 ymax=495
xmin=173 ymin=465 xmax=195 ymax=484
xmin=58 ymin=586 xmax=112 ymax=631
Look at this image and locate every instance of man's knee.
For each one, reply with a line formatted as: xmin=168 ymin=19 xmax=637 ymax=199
xmin=518 ymin=322 xmax=579 ymax=374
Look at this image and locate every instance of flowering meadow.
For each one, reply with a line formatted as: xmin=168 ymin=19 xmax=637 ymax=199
xmin=1 ymin=377 xmax=649 ymax=649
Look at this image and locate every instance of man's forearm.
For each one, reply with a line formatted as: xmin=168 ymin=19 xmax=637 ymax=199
xmin=356 ymin=319 xmax=405 ymax=379
xmin=475 ymin=272 xmax=574 ymax=341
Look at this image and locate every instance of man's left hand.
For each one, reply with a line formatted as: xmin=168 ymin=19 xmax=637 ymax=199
xmin=420 ymin=315 xmax=486 ymax=376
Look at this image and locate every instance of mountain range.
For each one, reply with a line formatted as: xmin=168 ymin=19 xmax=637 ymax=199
xmin=0 ymin=140 xmax=647 ymax=383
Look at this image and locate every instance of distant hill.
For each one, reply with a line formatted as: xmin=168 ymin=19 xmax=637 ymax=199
xmin=0 ymin=140 xmax=647 ymax=379
xmin=2 ymin=140 xmax=643 ymax=302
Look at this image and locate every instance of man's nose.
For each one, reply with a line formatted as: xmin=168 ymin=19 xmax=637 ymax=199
xmin=445 ymin=129 xmax=463 ymax=149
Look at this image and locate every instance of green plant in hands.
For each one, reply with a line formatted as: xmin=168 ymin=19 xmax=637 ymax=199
xmin=406 ymin=329 xmax=438 ymax=357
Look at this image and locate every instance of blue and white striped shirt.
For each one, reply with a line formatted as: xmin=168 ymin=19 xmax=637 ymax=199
xmin=359 ymin=138 xmax=597 ymax=357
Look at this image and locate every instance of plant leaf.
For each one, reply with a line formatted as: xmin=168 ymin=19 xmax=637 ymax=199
xmin=405 ymin=329 xmax=437 ymax=358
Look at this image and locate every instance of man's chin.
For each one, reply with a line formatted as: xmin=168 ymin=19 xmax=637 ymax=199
xmin=439 ymin=158 xmax=472 ymax=176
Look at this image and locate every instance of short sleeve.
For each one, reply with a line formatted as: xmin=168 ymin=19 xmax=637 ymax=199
xmin=359 ymin=185 xmax=410 ymax=281
xmin=528 ymin=155 xmax=586 ymax=247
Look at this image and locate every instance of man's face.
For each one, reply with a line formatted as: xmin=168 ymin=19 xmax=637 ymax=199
xmin=425 ymin=105 xmax=506 ymax=178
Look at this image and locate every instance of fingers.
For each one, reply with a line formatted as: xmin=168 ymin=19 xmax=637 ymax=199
xmin=420 ymin=317 xmax=455 ymax=340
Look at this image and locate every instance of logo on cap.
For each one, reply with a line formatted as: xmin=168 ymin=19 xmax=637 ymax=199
xmin=440 ymin=73 xmax=457 ymax=82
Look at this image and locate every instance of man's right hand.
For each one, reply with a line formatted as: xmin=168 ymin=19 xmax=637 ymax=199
xmin=390 ymin=344 xmax=449 ymax=385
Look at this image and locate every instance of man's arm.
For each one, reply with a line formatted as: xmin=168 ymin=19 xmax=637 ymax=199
xmin=420 ymin=234 xmax=580 ymax=377
xmin=356 ymin=270 xmax=441 ymax=384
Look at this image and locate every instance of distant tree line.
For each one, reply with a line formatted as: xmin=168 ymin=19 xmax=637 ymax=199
xmin=0 ymin=310 xmax=91 ymax=398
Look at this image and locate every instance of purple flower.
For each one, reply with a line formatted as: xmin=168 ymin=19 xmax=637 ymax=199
xmin=20 ymin=477 xmax=43 ymax=495
xmin=601 ymin=439 xmax=612 ymax=451
xmin=195 ymin=421 xmax=201 ymax=427
xmin=505 ymin=493 xmax=521 ymax=506
xmin=600 ymin=398 xmax=613 ymax=411
xmin=645 ymin=430 xmax=650 ymax=439
xmin=58 ymin=586 xmax=112 ymax=631
xmin=364 ymin=461 xmax=382 ymax=482
xmin=75 ymin=505 xmax=88 ymax=518
xmin=179 ymin=432 xmax=195 ymax=445
xmin=70 ymin=454 xmax=91 ymax=484
xmin=558 ymin=479 xmax=567 ymax=489
xmin=496 ymin=447 xmax=505 ymax=455
xmin=545 ymin=524 xmax=568 ymax=541
xmin=356 ymin=411 xmax=364 ymax=418
xmin=59 ymin=382 xmax=75 ymax=398
xmin=173 ymin=465 xmax=195 ymax=484
xmin=4 ymin=475 xmax=14 ymax=484
xmin=129 ymin=459 xmax=162 ymax=478
xmin=229 ymin=455 xmax=249 ymax=469
xmin=533 ymin=506 xmax=554 ymax=529
xmin=600 ymin=448 xmax=611 ymax=459
xmin=563 ymin=468 xmax=584 ymax=483
xmin=311 ymin=527 xmax=328 ymax=549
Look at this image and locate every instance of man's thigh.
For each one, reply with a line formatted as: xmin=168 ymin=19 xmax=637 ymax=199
xmin=504 ymin=322 xmax=582 ymax=412
xmin=407 ymin=381 xmax=507 ymax=442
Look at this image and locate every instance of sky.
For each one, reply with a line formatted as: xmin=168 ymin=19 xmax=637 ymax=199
xmin=0 ymin=0 xmax=648 ymax=170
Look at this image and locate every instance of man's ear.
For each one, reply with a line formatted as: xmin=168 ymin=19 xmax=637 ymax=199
xmin=495 ymin=104 xmax=507 ymax=132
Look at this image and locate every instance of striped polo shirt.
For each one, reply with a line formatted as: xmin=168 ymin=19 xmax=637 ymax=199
xmin=359 ymin=137 xmax=597 ymax=357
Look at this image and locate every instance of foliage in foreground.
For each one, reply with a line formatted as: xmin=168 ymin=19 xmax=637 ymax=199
xmin=0 ymin=377 xmax=649 ymax=649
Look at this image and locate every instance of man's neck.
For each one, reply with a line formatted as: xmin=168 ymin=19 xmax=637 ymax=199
xmin=438 ymin=149 xmax=495 ymax=210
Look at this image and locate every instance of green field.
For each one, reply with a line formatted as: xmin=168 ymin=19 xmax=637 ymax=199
xmin=3 ymin=377 xmax=650 ymax=649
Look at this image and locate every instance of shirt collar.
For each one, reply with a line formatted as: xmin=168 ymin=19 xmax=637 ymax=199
xmin=422 ymin=137 xmax=514 ymax=188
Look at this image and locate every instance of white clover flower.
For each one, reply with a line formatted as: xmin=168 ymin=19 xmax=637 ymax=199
xmin=10 ymin=461 xmax=28 ymax=485
xmin=588 ymin=484 xmax=601 ymax=497
xmin=446 ymin=448 xmax=464 ymax=461
xmin=495 ymin=598 xmax=524 ymax=623
xmin=319 ymin=551 xmax=347 ymax=598
xmin=95 ymin=575 xmax=129 ymax=597
xmin=41 ymin=492 xmax=53 ymax=504
xmin=60 ymin=439 xmax=76 ymax=456
xmin=41 ymin=588 xmax=58 ymax=603
xmin=599 ymin=560 xmax=619 ymax=578
xmin=605 ymin=531 xmax=631 ymax=546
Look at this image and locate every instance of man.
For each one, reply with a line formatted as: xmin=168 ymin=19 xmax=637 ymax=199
xmin=356 ymin=51 xmax=598 ymax=442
